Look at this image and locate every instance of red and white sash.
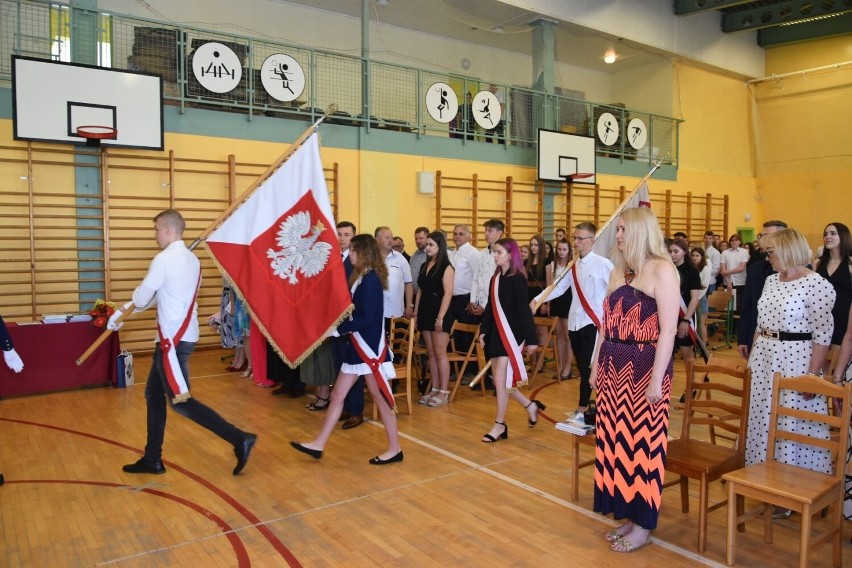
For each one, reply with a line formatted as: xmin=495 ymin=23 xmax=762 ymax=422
xmin=348 ymin=273 xmax=396 ymax=412
xmin=158 ymin=272 xmax=201 ymax=404
xmin=490 ymin=271 xmax=528 ymax=389
xmin=350 ymin=329 xmax=396 ymax=412
xmin=571 ymin=263 xmax=602 ymax=329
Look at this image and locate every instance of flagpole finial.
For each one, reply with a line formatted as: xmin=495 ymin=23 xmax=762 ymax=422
xmin=325 ymin=104 xmax=338 ymax=117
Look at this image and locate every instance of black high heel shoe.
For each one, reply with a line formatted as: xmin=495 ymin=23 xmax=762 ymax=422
xmin=482 ymin=421 xmax=508 ymax=443
xmin=290 ymin=441 xmax=323 ymax=460
xmin=525 ymin=400 xmax=546 ymax=427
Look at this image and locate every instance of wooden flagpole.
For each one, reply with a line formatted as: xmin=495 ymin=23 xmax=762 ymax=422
xmin=530 ymin=156 xmax=664 ymax=312
xmin=76 ymin=106 xmax=339 ymax=366
xmin=469 ymin=156 xmax=666 ymax=389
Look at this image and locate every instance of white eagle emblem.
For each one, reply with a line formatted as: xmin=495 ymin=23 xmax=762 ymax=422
xmin=266 ymin=211 xmax=332 ymax=284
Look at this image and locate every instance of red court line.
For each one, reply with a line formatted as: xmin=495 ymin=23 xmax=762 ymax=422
xmin=0 ymin=417 xmax=302 ymax=567
xmin=8 ymin=479 xmax=250 ymax=567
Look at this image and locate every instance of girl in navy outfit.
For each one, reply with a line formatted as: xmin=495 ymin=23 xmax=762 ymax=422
xmin=479 ymin=238 xmax=542 ymax=443
xmin=291 ymin=235 xmax=403 ymax=465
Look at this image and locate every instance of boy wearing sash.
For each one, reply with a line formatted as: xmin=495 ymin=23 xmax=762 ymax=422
xmin=534 ymin=222 xmax=613 ymax=424
xmin=109 ymin=210 xmax=257 ymax=476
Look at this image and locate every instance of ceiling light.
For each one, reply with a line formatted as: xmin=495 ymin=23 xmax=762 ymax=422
xmin=492 ymin=26 xmax=504 ymax=33
xmin=604 ymin=51 xmax=617 ymax=64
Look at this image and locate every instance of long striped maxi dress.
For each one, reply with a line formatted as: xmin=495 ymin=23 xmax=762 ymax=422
xmin=593 ymin=284 xmax=673 ymax=530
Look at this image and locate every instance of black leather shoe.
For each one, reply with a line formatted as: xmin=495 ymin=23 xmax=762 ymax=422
xmin=122 ymin=458 xmax=166 ymax=474
xmin=290 ymin=441 xmax=323 ymax=460
xmin=369 ymin=451 xmax=404 ymax=465
xmin=233 ymin=433 xmax=257 ymax=475
xmin=338 ymin=410 xmax=351 ymax=422
xmin=341 ymin=415 xmax=364 ymax=430
xmin=288 ymin=388 xmax=306 ymax=399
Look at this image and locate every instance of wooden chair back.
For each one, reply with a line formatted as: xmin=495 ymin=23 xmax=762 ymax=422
xmin=374 ymin=317 xmax=414 ymax=417
xmin=681 ymin=357 xmax=750 ymax=447
xmin=767 ymin=373 xmax=851 ymax=483
xmin=528 ymin=316 xmax=558 ymax=388
xmin=447 ymin=321 xmax=484 ymax=402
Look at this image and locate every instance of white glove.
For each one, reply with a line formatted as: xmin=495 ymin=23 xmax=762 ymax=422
xmin=4 ymin=348 xmax=23 ymax=373
xmin=107 ymin=302 xmax=132 ymax=331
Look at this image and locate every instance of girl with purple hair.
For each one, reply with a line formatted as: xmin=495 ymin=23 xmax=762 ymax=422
xmin=478 ymin=238 xmax=543 ymax=442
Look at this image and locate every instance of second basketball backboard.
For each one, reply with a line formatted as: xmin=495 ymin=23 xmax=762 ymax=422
xmin=12 ymin=56 xmax=164 ymax=150
xmin=537 ymin=129 xmax=596 ymax=184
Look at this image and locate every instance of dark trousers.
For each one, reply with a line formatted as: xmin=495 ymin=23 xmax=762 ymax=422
xmin=144 ymin=341 xmax=244 ymax=463
xmin=568 ymin=324 xmax=598 ymax=408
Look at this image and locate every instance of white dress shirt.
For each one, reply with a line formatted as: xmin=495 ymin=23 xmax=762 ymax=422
xmin=384 ymin=250 xmax=412 ymax=318
xmin=705 ymin=245 xmax=721 ymax=279
xmin=721 ymin=248 xmax=749 ymax=286
xmin=536 ymin=251 xmax=613 ymax=331
xmin=133 ymin=240 xmax=200 ymax=342
xmin=450 ymin=242 xmax=479 ymax=296
xmin=469 ymin=246 xmax=496 ymax=308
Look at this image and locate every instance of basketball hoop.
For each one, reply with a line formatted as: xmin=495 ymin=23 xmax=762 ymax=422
xmin=76 ymin=125 xmax=118 ymax=147
xmin=565 ymin=172 xmax=594 ymax=186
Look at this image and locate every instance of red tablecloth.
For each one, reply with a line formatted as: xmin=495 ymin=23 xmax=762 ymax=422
xmin=0 ymin=321 xmax=120 ymax=397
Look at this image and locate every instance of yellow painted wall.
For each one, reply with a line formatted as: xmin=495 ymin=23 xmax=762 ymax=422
xmin=752 ymin=35 xmax=852 ymax=246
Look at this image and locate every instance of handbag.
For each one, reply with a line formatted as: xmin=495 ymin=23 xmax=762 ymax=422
xmin=116 ymin=349 xmax=135 ymax=388
xmin=583 ymin=396 xmax=596 ymax=426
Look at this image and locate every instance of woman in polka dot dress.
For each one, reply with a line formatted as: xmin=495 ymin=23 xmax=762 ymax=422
xmin=744 ymin=228 xmax=836 ymax=472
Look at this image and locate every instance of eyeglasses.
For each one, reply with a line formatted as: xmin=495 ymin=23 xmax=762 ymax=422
xmin=572 ymin=236 xmax=593 ymax=241
xmin=764 ymin=248 xmax=776 ymax=255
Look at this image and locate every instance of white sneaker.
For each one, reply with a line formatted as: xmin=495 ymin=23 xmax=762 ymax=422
xmin=567 ymin=411 xmax=586 ymax=425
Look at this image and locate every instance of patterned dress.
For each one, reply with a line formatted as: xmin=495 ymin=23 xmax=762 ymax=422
xmin=745 ymin=272 xmax=835 ymax=471
xmin=594 ymin=285 xmax=673 ymax=531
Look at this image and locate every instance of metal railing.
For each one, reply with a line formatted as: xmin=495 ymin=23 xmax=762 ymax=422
xmin=0 ymin=0 xmax=680 ymax=165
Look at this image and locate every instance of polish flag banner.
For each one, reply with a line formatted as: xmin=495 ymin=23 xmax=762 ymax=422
xmin=205 ymin=133 xmax=352 ymax=367
xmin=591 ymin=181 xmax=651 ymax=258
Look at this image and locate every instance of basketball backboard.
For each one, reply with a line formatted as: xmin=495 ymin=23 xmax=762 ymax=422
xmin=537 ymin=129 xmax=596 ymax=184
xmin=12 ymin=56 xmax=164 ymax=150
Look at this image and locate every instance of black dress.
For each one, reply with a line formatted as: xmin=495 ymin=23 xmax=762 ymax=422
xmin=416 ymin=261 xmax=454 ymax=333
xmin=548 ymin=263 xmax=572 ymax=318
xmin=481 ymin=271 xmax=538 ymax=358
xmin=676 ymin=261 xmax=702 ymax=347
xmin=817 ymin=260 xmax=851 ymax=345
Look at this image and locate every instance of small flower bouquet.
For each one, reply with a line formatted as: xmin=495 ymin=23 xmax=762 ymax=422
xmin=89 ymin=299 xmax=117 ymax=328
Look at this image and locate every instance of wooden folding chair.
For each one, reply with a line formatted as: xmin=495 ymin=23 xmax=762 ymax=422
xmin=372 ymin=317 xmax=414 ymax=419
xmin=528 ymin=316 xmax=559 ymax=389
xmin=722 ymin=374 xmax=852 ymax=567
xmin=663 ymin=356 xmax=750 ymax=552
xmin=447 ymin=321 xmax=484 ymax=402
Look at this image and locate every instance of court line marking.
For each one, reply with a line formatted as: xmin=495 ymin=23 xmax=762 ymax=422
xmin=367 ymin=420 xmax=726 ymax=567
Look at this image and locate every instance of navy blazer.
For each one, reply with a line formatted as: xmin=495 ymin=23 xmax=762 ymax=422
xmin=737 ymin=258 xmax=774 ymax=346
xmin=337 ymin=270 xmax=391 ymax=365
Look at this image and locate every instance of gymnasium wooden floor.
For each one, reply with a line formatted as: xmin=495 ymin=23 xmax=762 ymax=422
xmin=0 ymin=346 xmax=849 ymax=567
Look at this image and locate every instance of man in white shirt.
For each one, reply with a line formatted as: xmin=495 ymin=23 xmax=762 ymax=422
xmin=109 ymin=209 xmax=256 ymax=476
xmin=376 ymin=226 xmax=414 ymax=321
xmin=468 ymin=219 xmax=504 ymax=315
xmin=719 ymin=234 xmax=749 ymax=312
xmin=703 ymin=231 xmax=721 ymax=294
xmin=448 ymin=224 xmax=480 ymax=373
xmin=409 ymin=227 xmax=429 ymax=294
xmin=534 ymin=222 xmax=613 ymax=424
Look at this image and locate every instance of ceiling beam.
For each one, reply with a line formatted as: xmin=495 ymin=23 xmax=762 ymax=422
xmin=758 ymin=12 xmax=852 ymax=46
xmin=673 ymin=0 xmax=752 ymax=16
xmin=722 ymin=0 xmax=852 ymax=33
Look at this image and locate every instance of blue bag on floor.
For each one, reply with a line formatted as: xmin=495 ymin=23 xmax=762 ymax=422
xmin=116 ymin=350 xmax=135 ymax=388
